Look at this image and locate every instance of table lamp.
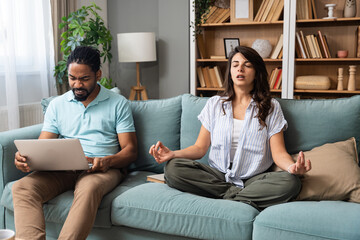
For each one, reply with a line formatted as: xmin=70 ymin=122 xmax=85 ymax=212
xmin=117 ymin=32 xmax=157 ymax=100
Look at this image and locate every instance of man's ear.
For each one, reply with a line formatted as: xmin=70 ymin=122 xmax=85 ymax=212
xmin=96 ymin=70 xmax=102 ymax=81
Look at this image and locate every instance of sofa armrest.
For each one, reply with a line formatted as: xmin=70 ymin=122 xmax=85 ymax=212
xmin=0 ymin=124 xmax=42 ymax=228
xmin=0 ymin=124 xmax=42 ymax=190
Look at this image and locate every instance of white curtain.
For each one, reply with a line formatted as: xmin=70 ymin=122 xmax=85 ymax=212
xmin=0 ymin=0 xmax=56 ymax=131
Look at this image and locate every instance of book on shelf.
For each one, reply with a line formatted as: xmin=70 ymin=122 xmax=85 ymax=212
xmin=208 ymin=67 xmax=220 ymax=88
xmin=273 ymin=68 xmax=282 ymax=89
xmin=313 ymin=35 xmax=323 ymax=58
xmin=213 ymin=8 xmax=227 ymax=23
xmin=295 ymin=32 xmax=307 ymax=58
xmin=270 ymin=34 xmax=283 ymax=59
xmin=317 ymin=30 xmax=329 ymax=58
xmin=322 ymin=35 xmax=332 ymax=58
xmin=306 ymin=34 xmax=316 ymax=58
xmin=294 ymin=38 xmax=302 ymax=58
xmin=261 ymin=0 xmax=276 ymax=22
xmin=299 ymin=31 xmax=310 ymax=58
xmin=356 ymin=26 xmax=360 ymax=58
xmin=310 ymin=34 xmax=321 ymax=58
xmin=196 ymin=66 xmax=206 ymax=87
xmin=201 ymin=5 xmax=217 ymax=23
xmin=277 ymin=48 xmax=283 ymax=59
xmin=254 ymin=0 xmax=267 ymax=21
xmin=296 ymin=0 xmax=310 ymax=20
xmin=265 ymin=0 xmax=279 ymax=22
xmin=271 ymin=0 xmax=284 ymax=22
xmin=217 ymin=8 xmax=230 ymax=23
xmin=310 ymin=0 xmax=317 ymax=19
xmin=207 ymin=6 xmax=223 ymax=23
xmin=307 ymin=0 xmax=312 ymax=19
xmin=147 ymin=173 xmax=165 ymax=184
xmin=214 ymin=66 xmax=224 ymax=88
xmin=210 ymin=55 xmax=226 ymax=59
xmin=274 ymin=69 xmax=282 ymax=89
xmin=297 ymin=0 xmax=316 ymax=19
xmin=202 ymin=67 xmax=213 ymax=88
xmin=269 ymin=67 xmax=279 ymax=88
xmin=196 ymin=34 xmax=207 ymax=59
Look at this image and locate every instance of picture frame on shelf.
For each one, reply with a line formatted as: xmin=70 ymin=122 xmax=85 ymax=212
xmin=224 ymin=38 xmax=240 ymax=59
xmin=230 ymin=0 xmax=253 ymax=23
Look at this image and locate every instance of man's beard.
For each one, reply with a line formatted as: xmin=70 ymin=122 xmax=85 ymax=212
xmin=72 ymin=88 xmax=90 ymax=101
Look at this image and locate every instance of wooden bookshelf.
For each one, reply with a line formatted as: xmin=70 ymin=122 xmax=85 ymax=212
xmin=197 ymin=58 xmax=283 ymax=62
xmin=201 ymin=21 xmax=283 ymax=27
xmin=195 ymin=11 xmax=284 ymax=97
xmin=295 ymin=58 xmax=360 ymax=62
xmin=196 ymin=87 xmax=282 ymax=92
xmin=295 ymin=15 xmax=360 ymax=98
xmin=192 ymin=0 xmax=360 ymax=99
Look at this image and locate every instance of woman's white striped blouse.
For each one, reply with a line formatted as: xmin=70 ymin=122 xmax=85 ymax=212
xmin=198 ymin=95 xmax=288 ymax=188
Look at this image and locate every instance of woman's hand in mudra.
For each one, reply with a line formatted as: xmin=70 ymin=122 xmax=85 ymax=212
xmin=288 ymin=151 xmax=311 ymax=175
xmin=149 ymin=141 xmax=175 ymax=164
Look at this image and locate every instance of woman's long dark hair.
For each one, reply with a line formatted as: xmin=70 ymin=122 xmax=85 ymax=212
xmin=219 ymin=46 xmax=272 ymax=128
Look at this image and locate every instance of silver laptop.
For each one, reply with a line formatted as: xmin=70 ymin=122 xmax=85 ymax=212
xmin=14 ymin=139 xmax=92 ymax=171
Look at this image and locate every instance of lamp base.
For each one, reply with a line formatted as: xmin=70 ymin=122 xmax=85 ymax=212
xmin=129 ymin=86 xmax=148 ymax=101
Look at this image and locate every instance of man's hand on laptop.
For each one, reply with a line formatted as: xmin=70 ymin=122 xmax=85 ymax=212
xmin=86 ymin=157 xmax=111 ymax=173
xmin=14 ymin=152 xmax=30 ymax=173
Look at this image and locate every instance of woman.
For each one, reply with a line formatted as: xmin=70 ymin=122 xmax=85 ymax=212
xmin=149 ymin=46 xmax=311 ymax=210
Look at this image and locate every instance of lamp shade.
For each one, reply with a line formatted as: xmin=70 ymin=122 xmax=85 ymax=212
xmin=117 ymin=32 xmax=157 ymax=63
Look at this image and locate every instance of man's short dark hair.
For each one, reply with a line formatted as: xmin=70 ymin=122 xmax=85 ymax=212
xmin=67 ymin=46 xmax=101 ymax=73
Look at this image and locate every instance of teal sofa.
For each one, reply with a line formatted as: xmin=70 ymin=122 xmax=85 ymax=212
xmin=1 ymin=94 xmax=360 ymax=240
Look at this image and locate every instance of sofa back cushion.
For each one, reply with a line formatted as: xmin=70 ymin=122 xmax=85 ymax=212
xmin=128 ymin=96 xmax=182 ymax=173
xmin=180 ymin=94 xmax=209 ymax=165
xmin=278 ymin=95 xmax=360 ymax=162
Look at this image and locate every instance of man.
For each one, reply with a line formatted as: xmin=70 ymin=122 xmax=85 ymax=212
xmin=13 ymin=46 xmax=137 ymax=240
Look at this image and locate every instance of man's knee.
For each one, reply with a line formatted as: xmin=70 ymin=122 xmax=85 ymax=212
xmin=12 ymin=176 xmax=36 ymax=197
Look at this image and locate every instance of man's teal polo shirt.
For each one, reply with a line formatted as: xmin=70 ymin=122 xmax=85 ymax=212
xmin=42 ymin=84 xmax=135 ymax=157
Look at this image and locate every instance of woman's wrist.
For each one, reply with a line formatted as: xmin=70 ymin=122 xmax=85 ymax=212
xmin=287 ymin=163 xmax=296 ymax=174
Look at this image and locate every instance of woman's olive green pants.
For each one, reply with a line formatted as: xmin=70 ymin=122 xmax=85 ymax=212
xmin=164 ymin=158 xmax=301 ymax=210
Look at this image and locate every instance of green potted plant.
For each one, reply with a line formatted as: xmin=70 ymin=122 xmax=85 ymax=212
xmin=191 ymin=0 xmax=213 ymax=37
xmin=54 ymin=3 xmax=113 ymax=93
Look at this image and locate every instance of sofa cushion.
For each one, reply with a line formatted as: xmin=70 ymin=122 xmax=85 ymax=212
xmin=111 ymin=183 xmax=259 ymax=240
xmin=180 ymin=94 xmax=209 ymax=165
xmin=128 ymin=96 xmax=182 ymax=173
xmin=41 ymin=96 xmax=58 ymax=114
xmin=253 ymin=201 xmax=360 ymax=240
xmin=0 ymin=171 xmax=153 ymax=228
xmin=277 ymin=95 xmax=360 ymax=162
xmin=295 ymin=138 xmax=360 ymax=202
xmin=273 ymin=138 xmax=360 ymax=203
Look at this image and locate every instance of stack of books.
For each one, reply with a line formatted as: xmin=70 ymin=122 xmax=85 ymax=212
xmin=254 ymin=0 xmax=284 ymax=22
xmin=201 ymin=6 xmax=230 ymax=24
xmin=269 ymin=67 xmax=282 ymax=89
xmin=296 ymin=0 xmax=317 ymax=20
xmin=197 ymin=66 xmax=224 ymax=88
xmin=295 ymin=30 xmax=331 ymax=59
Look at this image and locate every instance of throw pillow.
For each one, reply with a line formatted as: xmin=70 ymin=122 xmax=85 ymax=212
xmin=274 ymin=138 xmax=360 ymax=203
xmin=41 ymin=96 xmax=58 ymax=114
